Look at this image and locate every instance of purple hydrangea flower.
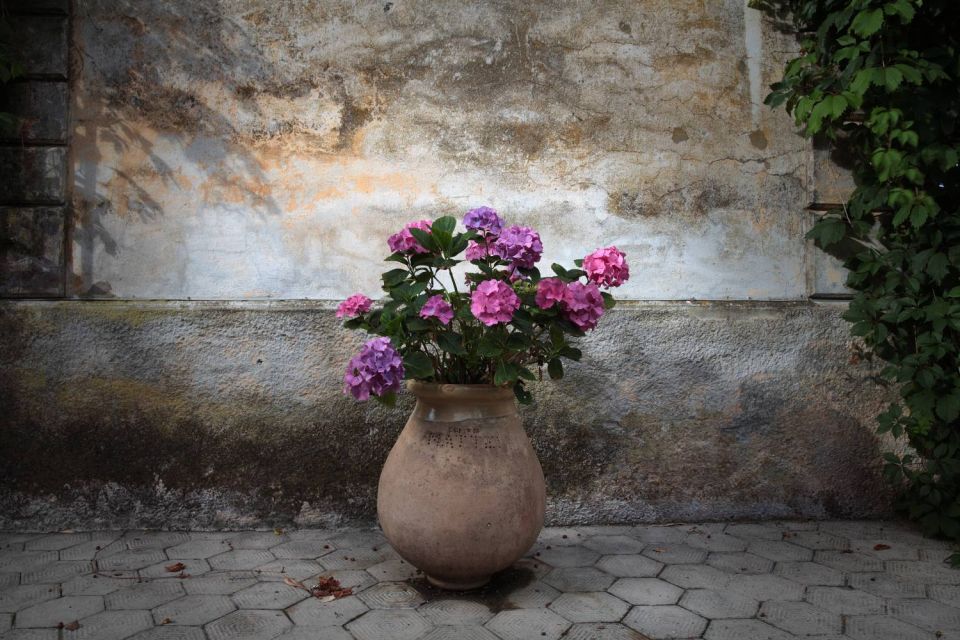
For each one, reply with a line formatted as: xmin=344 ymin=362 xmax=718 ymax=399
xmin=465 ymin=239 xmax=492 ymax=261
xmin=463 ymin=206 xmax=503 ymax=237
xmin=336 ymin=294 xmax=373 ymax=319
xmin=493 ymin=225 xmax=543 ymax=270
xmin=535 ymin=278 xmax=567 ymax=309
xmin=387 ymin=220 xmax=432 ymax=254
xmin=343 ymin=337 xmax=405 ymax=401
xmin=470 ymin=279 xmax=521 ymax=326
xmin=561 ymin=282 xmax=605 ymax=331
xmin=420 ymin=294 xmax=454 ymax=325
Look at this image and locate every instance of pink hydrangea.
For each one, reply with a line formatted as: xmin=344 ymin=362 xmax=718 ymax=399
xmin=343 ymin=337 xmax=405 ymax=401
xmin=465 ymin=239 xmax=492 ymax=261
xmin=493 ymin=225 xmax=543 ymax=269
xmin=561 ymin=282 xmax=605 ymax=331
xmin=336 ymin=294 xmax=373 ymax=319
xmin=420 ymin=294 xmax=454 ymax=325
xmin=583 ymin=246 xmax=629 ymax=288
xmin=535 ymin=278 xmax=567 ymax=309
xmin=387 ymin=220 xmax=433 ymax=254
xmin=470 ymin=279 xmax=521 ymax=326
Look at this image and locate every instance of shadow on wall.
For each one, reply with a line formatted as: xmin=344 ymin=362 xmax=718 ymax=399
xmin=71 ymin=0 xmax=285 ymax=296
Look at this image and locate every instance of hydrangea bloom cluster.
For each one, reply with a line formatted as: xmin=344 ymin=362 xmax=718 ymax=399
xmin=465 ymin=240 xmax=492 ymax=261
xmin=463 ymin=206 xmax=503 ymax=237
xmin=535 ymin=278 xmax=567 ymax=309
xmin=343 ymin=337 xmax=405 ymax=401
xmin=387 ymin=220 xmax=432 ymax=254
xmin=493 ymin=225 xmax=543 ymax=270
xmin=470 ymin=280 xmax=521 ymax=326
xmin=336 ymin=294 xmax=373 ymax=319
xmin=561 ymin=282 xmax=606 ymax=331
xmin=420 ymin=295 xmax=454 ymax=325
xmin=584 ymin=246 xmax=629 ymax=288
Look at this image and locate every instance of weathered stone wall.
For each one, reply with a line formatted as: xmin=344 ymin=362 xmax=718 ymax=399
xmin=0 ymin=301 xmax=891 ymax=530
xmin=0 ymin=0 xmax=877 ymax=530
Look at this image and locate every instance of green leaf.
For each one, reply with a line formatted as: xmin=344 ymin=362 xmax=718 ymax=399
xmin=374 ymin=391 xmax=397 ymax=407
xmin=936 ymin=393 xmax=960 ymax=423
xmin=408 ymin=228 xmax=438 ymax=252
xmin=547 ymin=358 xmax=564 ymax=380
xmin=437 ymin=332 xmax=467 ymax=355
xmin=601 ymin=292 xmax=617 ymax=310
xmin=382 ymin=268 xmax=410 ymax=287
xmin=806 ymin=216 xmax=847 ymax=248
xmin=477 ymin=334 xmax=504 ymax=357
xmin=431 ymin=216 xmax=457 ymax=236
xmin=850 ymin=8 xmax=883 ymax=37
xmin=494 ymin=361 xmax=516 ymax=386
xmin=403 ymin=352 xmax=434 ymax=379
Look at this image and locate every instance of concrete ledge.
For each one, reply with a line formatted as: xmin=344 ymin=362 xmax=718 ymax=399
xmin=0 ymin=300 xmax=894 ymax=530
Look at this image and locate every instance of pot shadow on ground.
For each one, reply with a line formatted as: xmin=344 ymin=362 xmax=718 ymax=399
xmin=407 ymin=565 xmax=539 ymax=612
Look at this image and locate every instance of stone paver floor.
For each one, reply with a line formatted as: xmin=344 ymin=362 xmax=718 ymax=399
xmin=0 ymin=520 xmax=957 ymax=639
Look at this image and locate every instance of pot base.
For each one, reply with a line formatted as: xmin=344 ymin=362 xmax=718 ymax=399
xmin=426 ymin=574 xmax=491 ymax=591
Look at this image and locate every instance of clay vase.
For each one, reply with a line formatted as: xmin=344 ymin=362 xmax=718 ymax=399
xmin=377 ymin=381 xmax=546 ymax=590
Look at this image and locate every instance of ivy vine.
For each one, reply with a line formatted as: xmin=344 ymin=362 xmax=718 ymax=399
xmin=751 ymin=0 xmax=960 ymax=551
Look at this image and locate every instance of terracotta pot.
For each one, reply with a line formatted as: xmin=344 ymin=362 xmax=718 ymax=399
xmin=377 ymin=381 xmax=546 ymax=590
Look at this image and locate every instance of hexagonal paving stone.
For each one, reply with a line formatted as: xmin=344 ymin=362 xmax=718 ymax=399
xmin=205 ymin=609 xmax=292 ymax=640
xmin=97 ymin=550 xmax=168 ymax=572
xmin=725 ymin=573 xmax=804 ymax=601
xmin=684 ymin=533 xmax=748 ymax=553
xmin=208 ymin=551 xmax=275 ymax=572
xmin=287 ymin=594 xmax=368 ymax=627
xmin=746 ymin=540 xmax=812 ymax=562
xmin=270 ymin=540 xmax=336 ymax=560
xmin=223 ymin=533 xmax=288 ymax=550
xmin=595 ymin=554 xmax=662 ymax=578
xmin=548 ymin=592 xmax=629 ymax=623
xmin=887 ymin=560 xmax=960 ymax=584
xmin=315 ymin=569 xmax=376 ymax=594
xmin=0 ymin=585 xmax=60 ymax=613
xmin=805 ymin=586 xmax=885 ymax=615
xmin=357 ymin=581 xmax=424 ymax=609
xmin=326 ymin=530 xmax=387 ymax=550
xmin=703 ymin=619 xmax=794 ymax=640
xmin=151 ymin=595 xmax=235 ymax=626
xmin=783 ymin=531 xmax=850 ymax=551
xmin=536 ymin=546 xmax=600 ymax=568
xmin=0 ymin=572 xmax=19 ymax=588
xmin=499 ymin=580 xmax=560 ymax=609
xmin=847 ymin=572 xmax=927 ymax=599
xmin=725 ymin=524 xmax=783 ymax=541
xmin=63 ymin=610 xmax=152 ymax=640
xmin=16 ymin=596 xmax=105 ymax=628
xmin=632 ymin=526 xmax=689 ymax=545
xmin=25 ymin=534 xmax=93 ymax=552
xmin=254 ymin=559 xmax=322 ymax=581
xmin=485 ymin=608 xmax=571 ymax=640
xmin=536 ymin=528 xmax=584 ymax=547
xmin=104 ymin=581 xmax=185 ymax=610
xmin=608 ymin=578 xmax=682 ymax=606
xmin=348 ymin=609 xmax=432 ymax=640
xmin=845 ymin=615 xmax=933 ymax=640
xmin=123 ymin=532 xmax=191 ymax=551
xmin=319 ymin=548 xmax=394 ymax=570
xmin=542 ymin=567 xmax=614 ymax=593
xmin=812 ymin=550 xmax=883 ymax=573
xmin=641 ymin=544 xmax=706 ymax=565
xmin=514 ymin=558 xmax=552 ymax=579
xmin=583 ymin=536 xmax=645 ymax=555
xmin=139 ymin=559 xmax=211 ymax=579
xmin=679 ymin=589 xmax=759 ymax=619
xmin=0 ymin=613 xmax=10 ymax=633
xmin=564 ymin=622 xmax=647 ymax=640
xmin=164 ymin=540 xmax=232 ymax=560
xmin=21 ymin=562 xmax=93 ymax=585
xmin=706 ymin=552 xmax=773 ymax=575
xmin=128 ymin=627 xmax=208 ymax=640
xmin=0 ymin=629 xmax=60 ymax=639
xmin=849 ymin=539 xmax=920 ymax=560
xmin=231 ymin=581 xmax=308 ymax=609
xmin=365 ymin=558 xmax=418 ymax=582
xmin=421 ymin=625 xmax=500 ymax=640
xmin=659 ymin=564 xmax=731 ymax=590
xmin=889 ymin=597 xmax=960 ymax=633
xmin=623 ymin=605 xmax=707 ymax=639
xmin=0 ymin=551 xmax=58 ymax=573
xmin=418 ymin=599 xmax=494 ymax=625
xmin=275 ymin=627 xmax=353 ymax=640
xmin=930 ymin=584 xmax=960 ymax=608
xmin=182 ymin=571 xmax=259 ymax=595
xmin=758 ymin=601 xmax=842 ymax=636
xmin=773 ymin=561 xmax=844 ymax=585
xmin=578 ymin=526 xmax=638 ymax=536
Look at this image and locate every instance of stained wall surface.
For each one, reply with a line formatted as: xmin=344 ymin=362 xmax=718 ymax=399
xmin=0 ymin=0 xmax=877 ymax=531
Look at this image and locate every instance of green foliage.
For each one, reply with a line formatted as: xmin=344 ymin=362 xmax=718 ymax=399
xmin=752 ymin=0 xmax=960 ymax=551
xmin=343 ymin=216 xmax=603 ymax=404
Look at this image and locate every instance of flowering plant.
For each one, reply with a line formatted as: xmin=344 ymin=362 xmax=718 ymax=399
xmin=339 ymin=207 xmax=628 ymax=404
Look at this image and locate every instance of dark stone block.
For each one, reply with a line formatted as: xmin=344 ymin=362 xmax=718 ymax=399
xmin=0 ymin=146 xmax=67 ymax=203
xmin=0 ymin=81 xmax=69 ymax=142
xmin=0 ymin=206 xmax=64 ymax=296
xmin=10 ymin=16 xmax=68 ymax=77
xmin=6 ymin=0 xmax=69 ymax=13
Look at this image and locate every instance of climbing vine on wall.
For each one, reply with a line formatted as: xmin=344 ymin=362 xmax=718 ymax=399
xmin=751 ymin=0 xmax=960 ymax=551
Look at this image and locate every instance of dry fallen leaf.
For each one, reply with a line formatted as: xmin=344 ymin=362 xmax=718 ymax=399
xmin=653 ymin=548 xmax=666 ymax=553
xmin=64 ymin=621 xmax=80 ymax=631
xmin=284 ymin=577 xmax=307 ymax=590
xmin=165 ymin=562 xmax=186 ymax=573
xmin=873 ymin=543 xmax=892 ymax=551
xmin=160 ymin=617 xmax=173 ymax=625
xmin=317 ymin=595 xmax=336 ymax=603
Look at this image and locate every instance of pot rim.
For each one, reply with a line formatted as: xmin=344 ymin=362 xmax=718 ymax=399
xmin=407 ymin=380 xmax=515 ymax=402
